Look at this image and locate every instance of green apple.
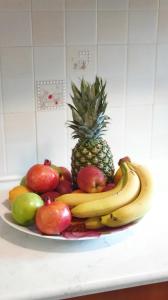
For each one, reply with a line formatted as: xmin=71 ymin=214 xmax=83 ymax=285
xmin=12 ymin=192 xmax=44 ymax=226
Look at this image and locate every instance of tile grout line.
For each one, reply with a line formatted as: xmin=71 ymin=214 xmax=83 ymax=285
xmin=30 ymin=0 xmax=39 ymax=163
xmin=96 ymin=0 xmax=98 ymax=76
xmin=65 ymin=0 xmax=71 ymax=167
xmin=0 ymin=49 xmax=8 ymax=175
xmin=122 ymin=5 xmax=129 ymax=158
xmin=150 ymin=0 xmax=160 ymax=159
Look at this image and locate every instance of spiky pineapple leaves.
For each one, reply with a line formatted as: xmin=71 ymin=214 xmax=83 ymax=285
xmin=67 ymin=77 xmax=110 ymax=140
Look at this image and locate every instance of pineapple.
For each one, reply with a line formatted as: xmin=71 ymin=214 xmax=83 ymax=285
xmin=67 ymin=77 xmax=115 ymax=186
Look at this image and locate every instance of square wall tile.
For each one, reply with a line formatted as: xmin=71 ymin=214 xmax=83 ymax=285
xmin=128 ymin=11 xmax=157 ymax=43
xmin=0 ymin=114 xmax=6 ymax=176
xmin=36 ymin=111 xmax=68 ymax=166
xmin=98 ymin=11 xmax=128 ymax=44
xmin=66 ymin=11 xmax=96 ymax=45
xmin=155 ymin=45 xmax=168 ymax=105
xmin=158 ymin=10 xmax=168 ymax=43
xmin=126 ymin=45 xmax=155 ymax=105
xmin=34 ymin=47 xmax=65 ymax=80
xmin=98 ymin=45 xmax=127 ymax=106
xmin=66 ymin=0 xmax=96 ymax=10
xmin=32 ymin=11 xmax=65 ymax=46
xmin=1 ymin=47 xmax=34 ymax=113
xmin=160 ymin=0 xmax=168 ymax=9
xmin=66 ymin=46 xmax=97 ymax=82
xmin=98 ymin=0 xmax=129 ymax=10
xmin=152 ymin=105 xmax=168 ymax=158
xmin=0 ymin=0 xmax=31 ymax=11
xmin=32 ymin=0 xmax=65 ymax=11
xmin=0 ymin=12 xmax=32 ymax=46
xmin=36 ymin=80 xmax=66 ymax=111
xmin=129 ymin=0 xmax=159 ymax=9
xmin=124 ymin=105 xmax=152 ymax=160
xmin=4 ymin=113 xmax=37 ymax=175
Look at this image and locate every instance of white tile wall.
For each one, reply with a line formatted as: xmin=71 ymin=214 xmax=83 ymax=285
xmin=32 ymin=11 xmax=65 ymax=46
xmin=0 ymin=12 xmax=32 ymax=46
xmin=98 ymin=45 xmax=127 ymax=106
xmin=66 ymin=11 xmax=97 ymax=45
xmin=158 ymin=10 xmax=168 ymax=43
xmin=0 ymin=72 xmax=3 ymax=113
xmin=0 ymin=0 xmax=31 ymax=11
xmin=155 ymin=44 xmax=168 ymax=104
xmin=125 ymin=105 xmax=153 ymax=160
xmin=0 ymin=0 xmax=167 ymax=177
xmin=159 ymin=0 xmax=168 ymax=9
xmin=66 ymin=0 xmax=97 ymax=10
xmin=98 ymin=11 xmax=128 ymax=44
xmin=34 ymin=47 xmax=66 ymax=80
xmin=36 ymin=110 xmax=68 ymax=166
xmin=128 ymin=11 xmax=157 ymax=43
xmin=0 ymin=113 xmax=6 ymax=175
xmin=4 ymin=113 xmax=37 ymax=175
xmin=129 ymin=0 xmax=159 ymax=10
xmin=98 ymin=0 xmax=129 ymax=10
xmin=152 ymin=105 xmax=168 ymax=158
xmin=126 ymin=45 xmax=155 ymax=105
xmin=1 ymin=47 xmax=34 ymax=113
xmin=32 ymin=0 xmax=65 ymax=11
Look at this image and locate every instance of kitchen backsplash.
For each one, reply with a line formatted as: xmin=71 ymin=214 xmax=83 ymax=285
xmin=0 ymin=0 xmax=168 ymax=177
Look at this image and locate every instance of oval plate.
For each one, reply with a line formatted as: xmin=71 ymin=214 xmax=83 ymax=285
xmin=0 ymin=211 xmax=138 ymax=241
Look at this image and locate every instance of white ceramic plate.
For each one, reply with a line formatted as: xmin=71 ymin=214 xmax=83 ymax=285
xmin=0 ymin=210 xmax=138 ymax=241
xmin=1 ymin=211 xmax=115 ymax=240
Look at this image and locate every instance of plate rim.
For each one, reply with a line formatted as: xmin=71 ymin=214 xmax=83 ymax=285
xmin=0 ymin=212 xmax=103 ymax=241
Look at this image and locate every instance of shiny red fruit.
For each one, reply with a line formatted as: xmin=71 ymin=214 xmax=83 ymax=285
xmin=26 ymin=164 xmax=59 ymax=194
xmin=77 ymin=165 xmax=106 ymax=193
xmin=102 ymin=183 xmax=116 ymax=191
xmin=56 ymin=180 xmax=73 ymax=195
xmin=52 ymin=166 xmax=72 ymax=182
xmin=41 ymin=191 xmax=60 ymax=202
xmin=35 ymin=200 xmax=72 ymax=235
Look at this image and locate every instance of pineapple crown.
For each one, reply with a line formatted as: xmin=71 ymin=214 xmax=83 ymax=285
xmin=67 ymin=76 xmax=110 ymax=140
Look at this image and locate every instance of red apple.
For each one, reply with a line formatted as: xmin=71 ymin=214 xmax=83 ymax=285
xmin=26 ymin=163 xmax=59 ymax=194
xmin=56 ymin=180 xmax=73 ymax=194
xmin=53 ymin=166 xmax=72 ymax=182
xmin=43 ymin=160 xmax=72 ymax=183
xmin=77 ymin=165 xmax=106 ymax=193
xmin=102 ymin=182 xmax=116 ymax=192
xmin=41 ymin=191 xmax=60 ymax=202
xmin=35 ymin=199 xmax=71 ymax=235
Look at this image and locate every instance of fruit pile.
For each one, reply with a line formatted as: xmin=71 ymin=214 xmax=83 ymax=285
xmin=8 ymin=77 xmax=153 ymax=238
xmin=8 ymin=156 xmax=153 ymax=238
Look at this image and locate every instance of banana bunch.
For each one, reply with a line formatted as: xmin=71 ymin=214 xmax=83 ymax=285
xmin=56 ymin=162 xmax=126 ymax=207
xmin=71 ymin=161 xmax=141 ymax=218
xmin=101 ymin=163 xmax=153 ymax=228
xmin=85 ymin=161 xmax=152 ymax=229
xmin=57 ymin=158 xmax=153 ymax=229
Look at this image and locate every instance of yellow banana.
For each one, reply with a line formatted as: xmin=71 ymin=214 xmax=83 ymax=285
xmin=101 ymin=163 xmax=153 ymax=227
xmin=85 ymin=217 xmax=104 ymax=229
xmin=71 ymin=162 xmax=141 ymax=218
xmin=56 ymin=164 xmax=125 ymax=207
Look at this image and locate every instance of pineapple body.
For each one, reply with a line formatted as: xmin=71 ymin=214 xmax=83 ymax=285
xmin=71 ymin=138 xmax=114 ymax=184
xmin=68 ymin=77 xmax=115 ymax=186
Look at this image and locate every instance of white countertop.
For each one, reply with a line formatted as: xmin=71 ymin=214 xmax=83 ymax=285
xmin=0 ymin=160 xmax=168 ymax=300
